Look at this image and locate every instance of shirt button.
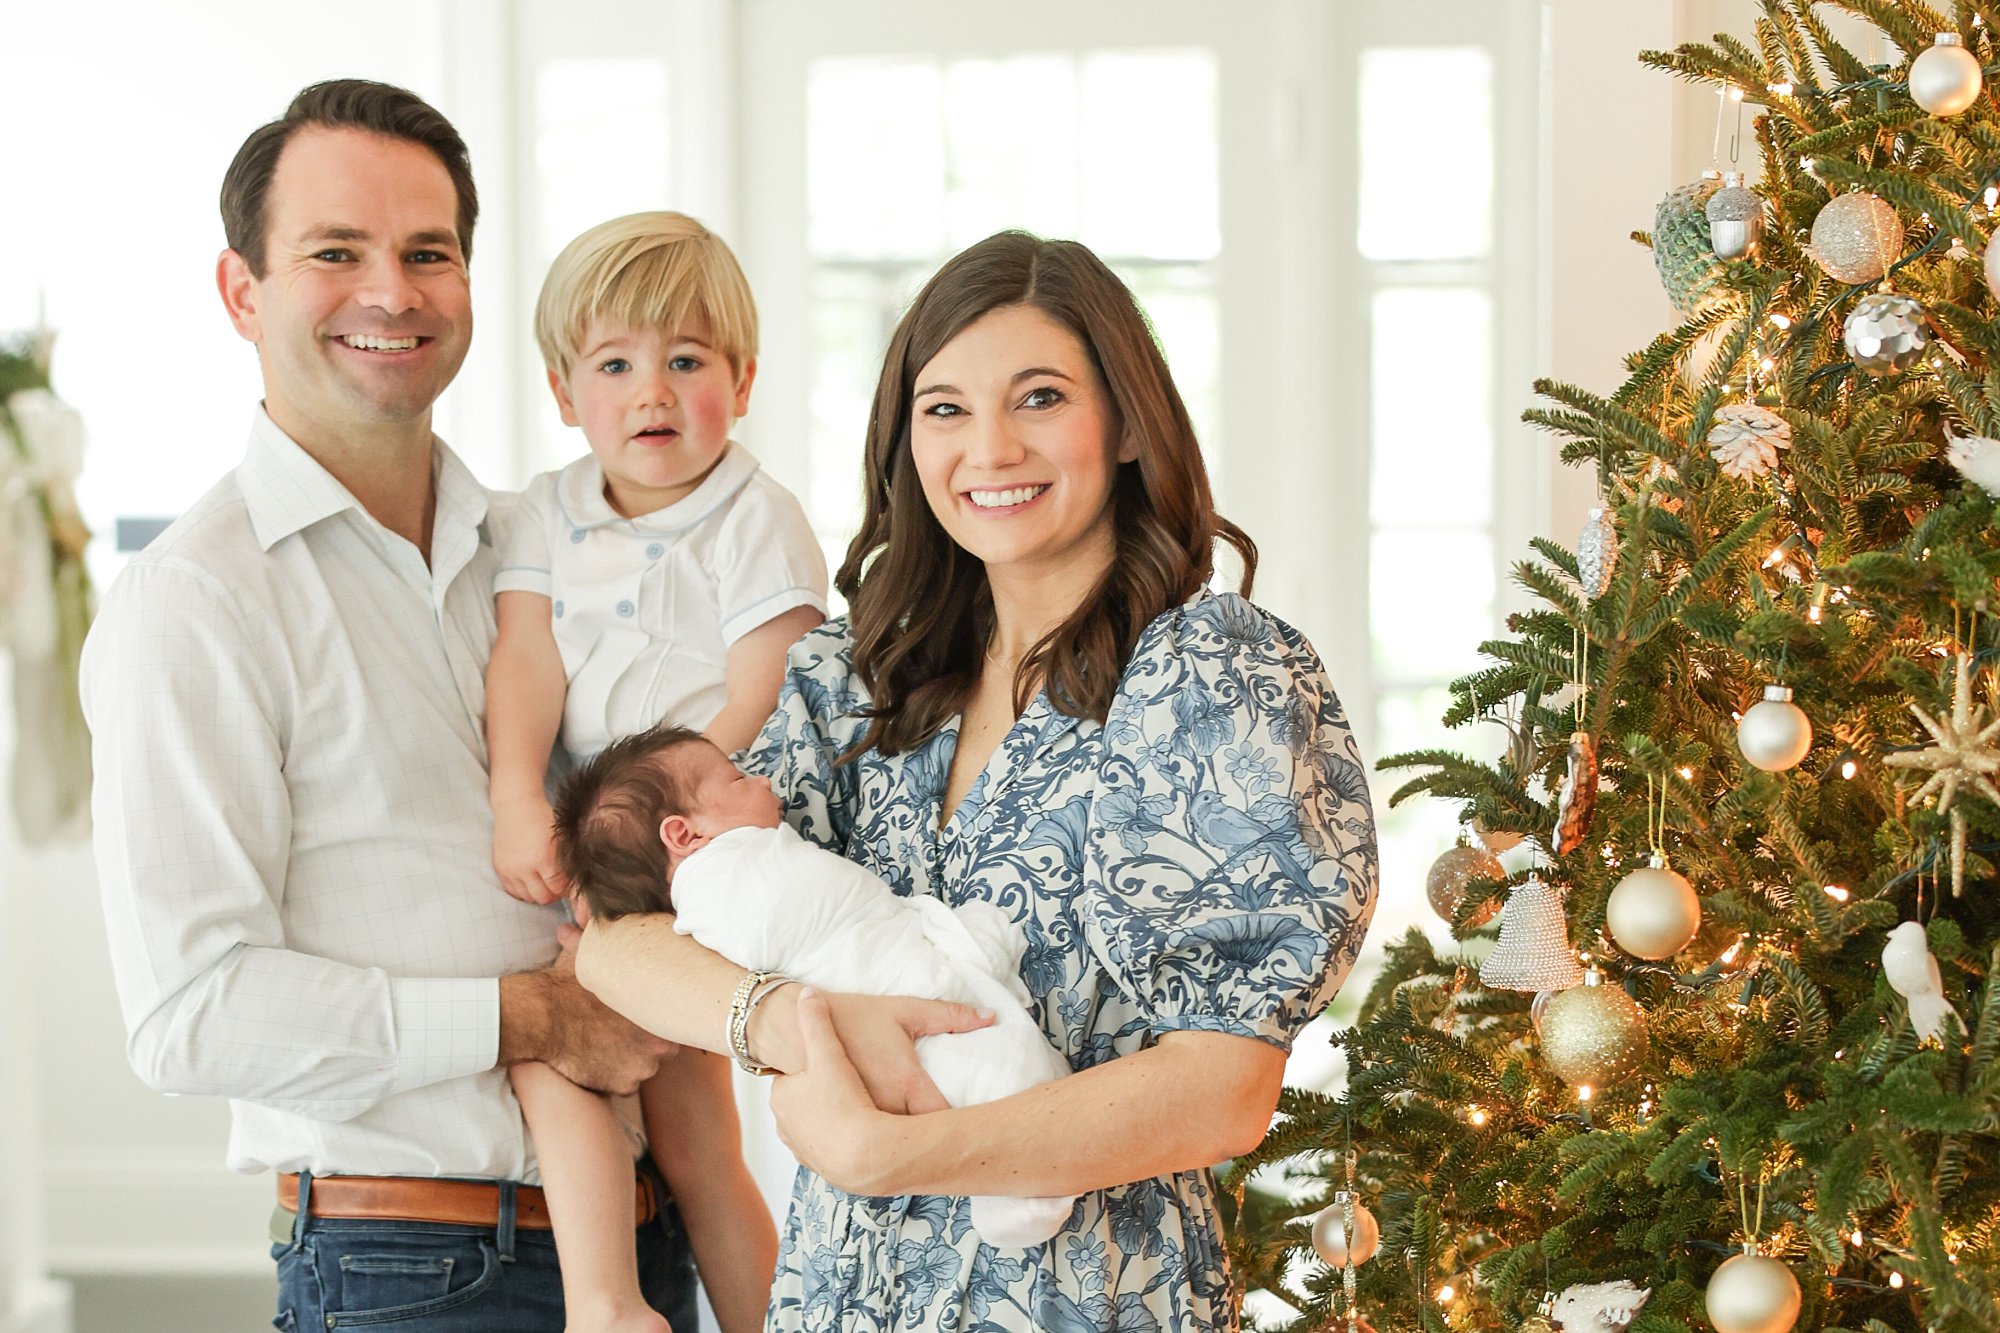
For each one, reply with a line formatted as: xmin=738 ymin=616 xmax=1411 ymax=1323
xmin=569 ymin=529 xmax=586 ymax=544
xmin=553 ymin=600 xmax=565 ymax=618
xmin=616 ymin=600 xmax=635 ymax=617
xmin=646 ymin=542 xmax=664 ymax=559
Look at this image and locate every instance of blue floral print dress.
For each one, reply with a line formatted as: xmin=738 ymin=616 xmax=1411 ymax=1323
xmin=742 ymin=592 xmax=1378 ymax=1332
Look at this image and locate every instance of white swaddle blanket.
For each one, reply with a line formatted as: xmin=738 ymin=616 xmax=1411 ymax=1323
xmin=670 ymin=822 xmax=1077 ymax=1247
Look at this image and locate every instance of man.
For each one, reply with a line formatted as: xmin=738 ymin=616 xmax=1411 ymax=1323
xmin=80 ymin=80 xmax=698 ymax=1329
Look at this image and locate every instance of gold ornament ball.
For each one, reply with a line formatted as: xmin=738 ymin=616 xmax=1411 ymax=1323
xmin=1518 ymin=1319 xmax=1556 ymax=1333
xmin=1310 ymin=1196 xmax=1381 ymax=1267
xmin=1606 ymin=861 xmax=1702 ymax=959
xmin=1737 ymin=686 xmax=1813 ymax=773
xmin=1705 ymin=1250 xmax=1802 ymax=1333
xmin=1539 ymin=981 xmax=1649 ymax=1087
xmin=1427 ymin=843 xmax=1505 ymax=926
xmin=1810 ymin=192 xmax=1902 ymax=284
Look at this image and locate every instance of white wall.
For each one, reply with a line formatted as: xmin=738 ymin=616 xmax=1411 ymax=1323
xmin=0 ymin=0 xmax=1755 ymax=1316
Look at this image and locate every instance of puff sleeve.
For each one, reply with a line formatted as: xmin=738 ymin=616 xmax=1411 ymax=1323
xmin=1079 ymin=594 xmax=1378 ymax=1050
xmin=740 ymin=619 xmax=866 ymax=855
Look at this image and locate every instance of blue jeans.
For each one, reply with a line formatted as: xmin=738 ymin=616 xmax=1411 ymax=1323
xmin=272 ymin=1165 xmax=698 ymax=1331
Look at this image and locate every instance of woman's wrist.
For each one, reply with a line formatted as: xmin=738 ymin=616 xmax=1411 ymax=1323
xmin=742 ymin=982 xmax=802 ymax=1073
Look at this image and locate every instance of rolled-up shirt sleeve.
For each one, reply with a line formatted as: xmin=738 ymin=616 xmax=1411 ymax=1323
xmin=82 ymin=557 xmax=496 ymax=1120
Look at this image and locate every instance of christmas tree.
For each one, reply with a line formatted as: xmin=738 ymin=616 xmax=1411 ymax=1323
xmin=1232 ymin=6 xmax=2000 ymax=1332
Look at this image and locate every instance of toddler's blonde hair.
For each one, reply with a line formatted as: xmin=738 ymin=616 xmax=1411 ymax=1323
xmin=534 ymin=211 xmax=758 ymax=379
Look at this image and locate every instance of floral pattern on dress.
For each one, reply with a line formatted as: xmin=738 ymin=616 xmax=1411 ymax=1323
xmin=743 ymin=593 xmax=1378 ymax=1332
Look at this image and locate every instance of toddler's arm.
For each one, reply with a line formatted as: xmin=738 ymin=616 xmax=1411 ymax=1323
xmin=704 ymin=605 xmax=824 ymax=756
xmin=487 ymin=589 xmax=570 ymax=904
xmin=640 ymin=1052 xmax=778 ymax=1333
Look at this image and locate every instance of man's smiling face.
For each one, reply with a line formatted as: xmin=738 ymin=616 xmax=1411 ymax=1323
xmin=220 ymin=126 xmax=472 ymax=442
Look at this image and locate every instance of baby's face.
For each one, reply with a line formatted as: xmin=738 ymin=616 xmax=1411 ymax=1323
xmin=685 ymin=746 xmax=784 ymax=834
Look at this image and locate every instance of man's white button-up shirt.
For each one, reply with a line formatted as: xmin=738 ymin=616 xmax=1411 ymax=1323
xmin=81 ymin=409 xmax=560 ymax=1180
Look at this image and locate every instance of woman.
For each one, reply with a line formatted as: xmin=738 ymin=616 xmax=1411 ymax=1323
xmin=579 ymin=230 xmax=1377 ymax=1330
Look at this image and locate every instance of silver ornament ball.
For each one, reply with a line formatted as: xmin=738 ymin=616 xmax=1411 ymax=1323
xmin=1811 ymin=192 xmax=1902 ymax=283
xmin=1909 ymin=32 xmax=1984 ymax=117
xmin=1427 ymin=842 xmax=1504 ymax=927
xmin=1606 ymin=856 xmax=1702 ymax=960
xmin=1310 ymin=1194 xmax=1381 ymax=1267
xmin=1843 ymin=292 xmax=1932 ymax=376
xmin=1704 ymin=1249 xmax=1801 ymax=1333
xmin=1539 ymin=974 xmax=1650 ymax=1088
xmin=1737 ymin=685 xmax=1813 ymax=772
xmin=1705 ymin=172 xmax=1763 ymax=260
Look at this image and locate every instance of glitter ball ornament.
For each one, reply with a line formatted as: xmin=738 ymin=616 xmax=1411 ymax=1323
xmin=1707 ymin=404 xmax=1792 ymax=481
xmin=1704 ymin=1247 xmax=1801 ymax=1333
xmin=1310 ymin=1194 xmax=1381 ymax=1266
xmin=1704 ymin=171 xmax=1762 ymax=260
xmin=1482 ymin=873 xmax=1584 ymax=991
xmin=1427 ymin=839 xmax=1505 ymax=927
xmin=1811 ymin=192 xmax=1902 ymax=284
xmin=1652 ymin=176 xmax=1726 ymax=311
xmin=1843 ymin=292 xmax=1931 ymax=375
xmin=1909 ymin=32 xmax=1983 ymax=117
xmin=1577 ymin=506 xmax=1618 ymax=598
xmin=1538 ymin=969 xmax=1649 ymax=1087
xmin=1737 ymin=684 xmax=1813 ymax=772
xmin=1606 ymin=853 xmax=1702 ymax=959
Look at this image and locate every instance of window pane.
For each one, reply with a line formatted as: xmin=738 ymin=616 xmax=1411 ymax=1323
xmin=1117 ymin=264 xmax=1220 ymax=480
xmin=1370 ymin=288 xmax=1491 ymax=525
xmin=1370 ymin=528 xmax=1494 ymax=683
xmin=536 ymin=60 xmax=671 ymax=269
xmin=1080 ymin=51 xmax=1219 ymax=259
xmin=809 ymin=59 xmax=946 ymax=260
xmin=1358 ymin=48 xmax=1492 ymax=260
xmin=945 ymin=56 xmax=1079 ymax=248
xmin=807 ymin=265 xmax=923 ymax=536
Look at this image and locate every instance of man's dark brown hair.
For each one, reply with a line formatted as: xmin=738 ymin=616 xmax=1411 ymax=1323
xmin=220 ymin=78 xmax=479 ymax=277
xmin=552 ymin=724 xmax=710 ymax=922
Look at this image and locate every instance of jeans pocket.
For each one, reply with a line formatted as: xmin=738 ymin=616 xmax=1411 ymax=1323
xmin=316 ymin=1233 xmax=503 ymax=1327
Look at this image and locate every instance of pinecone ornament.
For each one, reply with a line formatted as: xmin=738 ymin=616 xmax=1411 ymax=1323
xmin=1577 ymin=506 xmax=1618 ymax=599
xmin=1707 ymin=404 xmax=1792 ymax=480
xmin=1653 ymin=177 xmax=1726 ymax=312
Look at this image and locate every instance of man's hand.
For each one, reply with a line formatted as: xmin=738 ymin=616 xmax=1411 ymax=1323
xmin=499 ymin=929 xmax=675 ymax=1095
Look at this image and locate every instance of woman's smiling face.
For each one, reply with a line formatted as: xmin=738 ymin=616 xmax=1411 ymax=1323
xmin=908 ymin=304 xmax=1135 ymax=585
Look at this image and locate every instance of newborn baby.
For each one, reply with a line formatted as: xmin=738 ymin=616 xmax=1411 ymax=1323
xmin=555 ymin=723 xmax=1076 ymax=1248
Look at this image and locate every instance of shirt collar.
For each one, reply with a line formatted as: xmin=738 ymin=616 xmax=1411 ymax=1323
xmin=237 ymin=406 xmax=491 ymax=554
xmin=555 ymin=441 xmax=762 ymax=534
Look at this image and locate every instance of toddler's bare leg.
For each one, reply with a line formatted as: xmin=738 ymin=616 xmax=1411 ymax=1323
xmin=511 ymin=1060 xmax=671 ymax=1333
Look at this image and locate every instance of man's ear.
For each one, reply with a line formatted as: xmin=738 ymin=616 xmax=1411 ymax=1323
xmin=216 ymin=249 xmax=262 ymax=344
xmin=732 ymin=357 xmax=758 ymax=419
xmin=548 ymin=368 xmax=581 ymax=427
xmin=659 ymin=813 xmax=701 ymax=859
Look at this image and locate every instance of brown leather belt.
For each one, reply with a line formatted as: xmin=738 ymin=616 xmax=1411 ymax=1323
xmin=278 ymin=1172 xmax=656 ymax=1231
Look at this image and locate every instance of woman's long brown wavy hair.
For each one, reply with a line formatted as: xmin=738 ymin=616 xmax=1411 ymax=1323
xmin=838 ymin=231 xmax=1257 ymax=758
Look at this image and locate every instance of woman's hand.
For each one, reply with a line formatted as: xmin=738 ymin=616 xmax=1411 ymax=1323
xmin=769 ymin=987 xmax=900 ymax=1194
xmin=808 ymin=991 xmax=994 ymax=1114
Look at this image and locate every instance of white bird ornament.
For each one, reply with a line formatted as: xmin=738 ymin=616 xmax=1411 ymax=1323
xmin=1946 ymin=430 xmax=2000 ymax=496
xmin=1550 ymin=1279 xmax=1651 ymax=1333
xmin=1882 ymin=921 xmax=1960 ymax=1045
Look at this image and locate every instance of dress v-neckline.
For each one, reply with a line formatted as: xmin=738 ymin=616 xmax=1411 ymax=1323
xmin=933 ymin=689 xmax=1061 ymax=836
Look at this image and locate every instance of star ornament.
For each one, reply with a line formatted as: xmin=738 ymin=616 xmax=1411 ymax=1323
xmin=1885 ymin=652 xmax=2000 ymax=896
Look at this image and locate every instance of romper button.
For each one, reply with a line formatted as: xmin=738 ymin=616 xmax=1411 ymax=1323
xmin=569 ymin=528 xmax=586 ymax=544
xmin=553 ymin=600 xmax=565 ymax=618
xmin=646 ymin=542 xmax=664 ymax=559
xmin=616 ymin=600 xmax=634 ymax=617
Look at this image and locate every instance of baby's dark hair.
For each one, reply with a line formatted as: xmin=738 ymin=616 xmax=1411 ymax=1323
xmin=551 ymin=723 xmax=712 ymax=921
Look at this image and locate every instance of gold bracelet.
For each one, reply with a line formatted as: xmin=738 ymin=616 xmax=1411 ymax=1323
xmin=738 ymin=976 xmax=797 ymax=1076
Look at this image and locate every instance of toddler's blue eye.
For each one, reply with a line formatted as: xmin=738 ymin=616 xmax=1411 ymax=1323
xmin=669 ymin=355 xmax=700 ymax=372
xmin=600 ymin=358 xmax=630 ymax=374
